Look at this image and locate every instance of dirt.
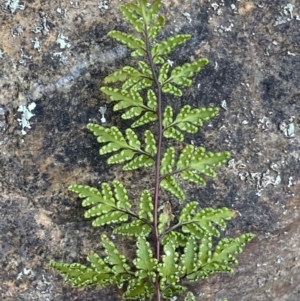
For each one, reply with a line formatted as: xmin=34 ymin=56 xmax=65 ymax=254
xmin=0 ymin=0 xmax=300 ymax=301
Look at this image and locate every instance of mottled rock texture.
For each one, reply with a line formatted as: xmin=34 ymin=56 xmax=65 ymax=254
xmin=0 ymin=0 xmax=300 ymax=301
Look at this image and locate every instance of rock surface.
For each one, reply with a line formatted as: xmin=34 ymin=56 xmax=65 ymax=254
xmin=0 ymin=0 xmax=300 ymax=301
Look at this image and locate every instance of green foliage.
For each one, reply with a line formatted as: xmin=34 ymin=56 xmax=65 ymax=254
xmin=50 ymin=1 xmax=255 ymax=301
xmin=87 ymin=124 xmax=155 ymax=170
xmin=159 ymin=145 xmax=230 ymax=200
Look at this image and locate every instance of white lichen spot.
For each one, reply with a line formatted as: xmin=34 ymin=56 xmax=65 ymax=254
xmin=69 ymin=1 xmax=80 ymax=8
xmin=98 ymin=1 xmax=109 ymax=10
xmin=99 ymin=105 xmax=107 ymax=123
xmin=276 ymin=257 xmax=283 ymax=264
xmin=279 ymin=117 xmax=295 ymax=138
xmin=16 ymin=271 xmax=23 ymax=280
xmin=231 ymin=4 xmax=237 ymax=11
xmin=17 ymin=102 xmax=36 ymax=135
xmin=257 ymin=116 xmax=271 ymax=131
xmin=221 ymin=99 xmax=227 ymax=110
xmin=20 ymin=48 xmax=32 ymax=60
xmin=2 ymin=0 xmax=25 ymax=14
xmin=211 ymin=3 xmax=219 ymax=10
xmin=182 ymin=12 xmax=192 ymax=23
xmin=257 ymin=278 xmax=264 ymax=288
xmin=288 ymin=176 xmax=293 ymax=188
xmin=221 ymin=23 xmax=234 ymax=32
xmin=23 ymin=267 xmax=31 ymax=275
xmin=11 ymin=25 xmax=24 ymax=37
xmin=32 ymin=11 xmax=50 ymax=35
xmin=19 ymin=48 xmax=32 ymax=66
xmin=32 ymin=37 xmax=41 ymax=51
xmin=0 ymin=49 xmax=5 ymax=58
xmin=56 ymin=33 xmax=70 ymax=49
xmin=283 ymin=4 xmax=294 ymax=19
xmin=167 ymin=59 xmax=174 ymax=67
xmin=274 ymin=16 xmax=289 ymax=26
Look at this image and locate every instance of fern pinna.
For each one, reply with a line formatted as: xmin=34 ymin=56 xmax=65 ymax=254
xmin=50 ymin=1 xmax=254 ymax=300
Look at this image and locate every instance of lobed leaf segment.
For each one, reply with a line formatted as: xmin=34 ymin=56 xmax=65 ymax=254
xmin=50 ymin=1 xmax=254 ymax=301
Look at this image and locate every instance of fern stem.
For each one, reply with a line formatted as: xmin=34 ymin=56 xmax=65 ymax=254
xmin=144 ymin=24 xmax=163 ymax=301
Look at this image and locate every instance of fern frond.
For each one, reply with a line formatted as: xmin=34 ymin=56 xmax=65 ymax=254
xmin=152 ymin=34 xmax=191 ymax=58
xmin=87 ymin=124 xmax=142 ymax=164
xmin=90 ymin=210 xmax=128 ymax=227
xmin=180 ymin=236 xmax=198 ymax=275
xmin=131 ymin=111 xmax=157 ymax=128
xmin=87 ymin=251 xmax=111 ymax=274
xmin=68 ymin=184 xmax=102 ymax=206
xmin=134 ymin=237 xmax=157 ymax=276
xmin=163 ymin=105 xmax=220 ymax=139
xmin=162 ymin=285 xmax=186 ymax=299
xmin=158 ymin=242 xmax=181 ymax=289
xmin=160 ymin=147 xmax=175 ymax=175
xmin=180 ymin=170 xmax=206 ymax=185
xmin=120 ymin=4 xmax=144 ymax=33
xmin=71 ymin=181 xmax=133 ymax=228
xmin=169 ymin=58 xmax=209 ymax=87
xmin=139 ymin=189 xmax=154 ymax=221
xmin=104 ymin=66 xmax=141 ymax=84
xmin=123 ymin=154 xmax=154 ymax=170
xmin=146 ymin=89 xmax=157 ymax=110
xmin=212 ymin=233 xmax=255 ymax=265
xmin=185 ymin=292 xmax=196 ymax=301
xmin=149 ymin=15 xmax=165 ymax=39
xmin=113 ymin=180 xmax=131 ymax=209
xmin=52 ymin=1 xmax=255 ymax=300
xmin=108 ymin=30 xmax=145 ymax=55
xmin=158 ymin=62 xmax=170 ymax=84
xmin=161 ymin=231 xmax=187 ymax=247
xmin=180 ymin=203 xmax=236 ymax=237
xmin=162 ymin=105 xmax=174 ymax=127
xmin=179 ymin=201 xmax=198 ymax=223
xmin=147 ymin=0 xmax=161 ymax=22
xmin=102 ymin=234 xmax=131 ymax=274
xmin=162 ymin=82 xmax=182 ymax=96
xmin=182 ymin=222 xmax=206 ymax=239
xmin=125 ymin=128 xmax=141 ymax=149
xmin=138 ymin=61 xmax=152 ymax=76
xmin=187 ymin=233 xmax=254 ymax=280
xmin=101 ymin=87 xmax=145 ymax=113
xmin=174 ymin=105 xmax=220 ymax=131
xmin=107 ymin=149 xmax=136 ymax=164
xmin=49 ymin=261 xmax=111 ymax=286
xmin=144 ymin=130 xmax=157 ymax=155
xmin=121 ymin=107 xmax=144 ymax=120
xmin=123 ymin=277 xmax=154 ymax=300
xmin=127 ymin=77 xmax=153 ymax=91
xmin=190 ymin=148 xmax=231 ymax=179
xmin=113 ymin=219 xmax=152 ymax=236
xmin=163 ymin=126 xmax=184 ymax=141
xmin=161 ymin=175 xmax=185 ymax=200
xmin=176 ymin=145 xmax=230 ymax=186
